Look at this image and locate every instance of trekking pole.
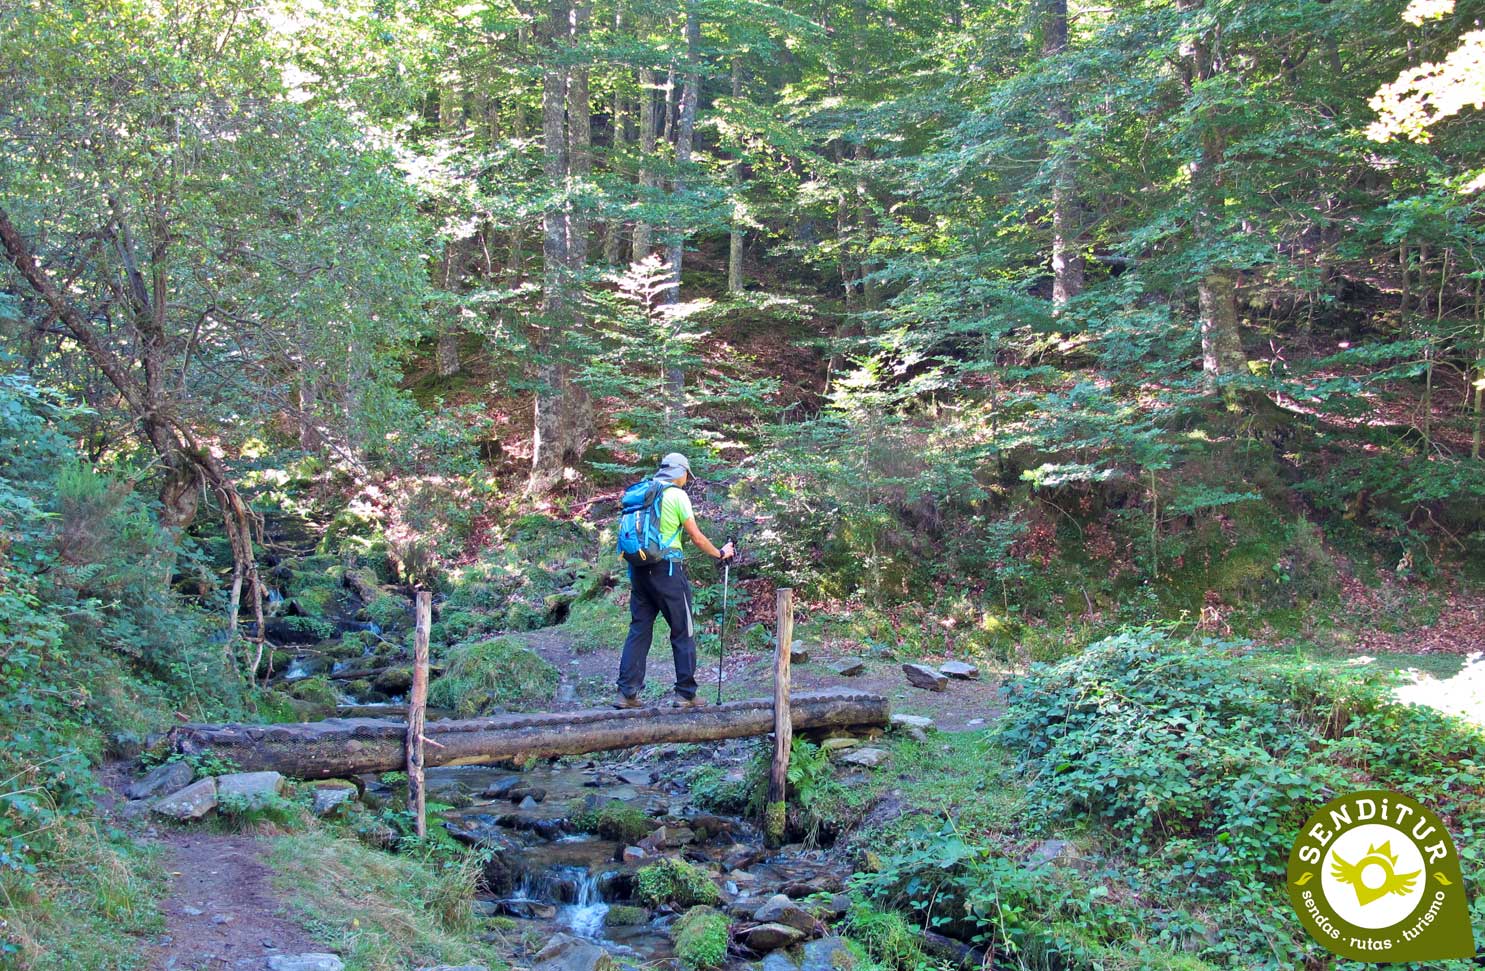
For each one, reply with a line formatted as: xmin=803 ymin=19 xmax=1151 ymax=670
xmin=716 ymin=541 xmax=733 ymax=705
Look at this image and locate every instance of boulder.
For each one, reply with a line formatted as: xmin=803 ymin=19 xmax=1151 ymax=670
xmin=890 ymin=714 xmax=934 ymax=731
xmin=215 ymin=771 xmax=286 ymax=810
xmin=901 ymin=663 xmax=948 ymax=692
xmin=616 ymin=770 xmax=653 ymax=786
xmin=820 ymin=737 xmax=860 ymax=752
xmin=789 ymin=643 xmax=810 ymax=664
xmin=829 ymin=658 xmax=865 ymax=677
xmin=532 ymin=933 xmax=616 ymax=971
xmin=312 ymin=786 xmax=356 ymax=816
xmin=801 ymin=938 xmax=854 ymax=971
xmin=840 ymin=747 xmax=889 ymax=769
xmin=754 ymin=895 xmax=816 ymax=933
xmin=1027 ymin=838 xmax=1084 ymax=868
xmin=938 ymin=660 xmax=979 ymax=680
xmin=417 ymin=966 xmax=489 ymax=971
xmin=508 ymin=786 xmax=546 ymax=804
xmin=481 ymin=777 xmax=522 ymax=799
xmin=740 ymin=922 xmax=807 ymax=952
xmin=126 ymin=761 xmax=194 ymax=801
xmin=267 ymin=956 xmax=344 ymax=971
xmin=622 ymin=845 xmax=648 ymax=863
xmin=152 ymin=777 xmax=218 ymax=820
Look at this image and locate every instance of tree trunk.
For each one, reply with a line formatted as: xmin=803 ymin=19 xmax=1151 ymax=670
xmin=603 ymin=2 xmax=626 ymax=265
xmin=662 ymin=2 xmax=700 ymax=416
xmin=632 ymin=67 xmax=658 ymax=262
xmin=1043 ymin=0 xmax=1083 ymax=309
xmin=1198 ymin=267 xmax=1245 ymax=383
xmin=167 ymin=691 xmax=891 ymax=779
xmin=727 ymin=57 xmax=746 ymax=293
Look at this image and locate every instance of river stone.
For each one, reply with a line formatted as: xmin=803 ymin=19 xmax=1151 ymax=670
xmin=480 ymin=777 xmax=522 ymax=799
xmin=622 ymin=845 xmax=648 ymax=863
xmin=740 ymin=922 xmax=807 ymax=952
xmin=126 ymin=760 xmax=194 ymax=801
xmin=616 ymin=770 xmax=652 ymax=786
xmin=533 ymin=933 xmax=615 ymax=971
xmin=754 ymin=895 xmax=816 ymax=933
xmin=1027 ymin=839 xmax=1083 ymax=868
xmin=829 ymin=658 xmax=866 ymax=677
xmin=267 ymin=955 xmax=344 ymax=971
xmin=152 ymin=777 xmax=218 ymax=820
xmin=762 ymin=952 xmax=801 ymax=971
xmin=939 ymin=660 xmax=979 ymax=680
xmin=789 ymin=643 xmax=810 ymax=664
xmin=216 ymin=771 xmax=285 ymax=809
xmin=840 ymin=747 xmax=889 ymax=769
xmin=820 ymin=737 xmax=860 ymax=752
xmin=508 ymin=786 xmax=546 ymax=803
xmin=891 ymin=714 xmax=935 ymax=731
xmin=801 ymin=938 xmax=853 ymax=971
xmin=902 ymin=663 xmax=948 ymax=691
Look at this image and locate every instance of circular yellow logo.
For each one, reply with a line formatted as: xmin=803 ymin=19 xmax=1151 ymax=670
xmin=1287 ymin=789 xmax=1475 ymax=962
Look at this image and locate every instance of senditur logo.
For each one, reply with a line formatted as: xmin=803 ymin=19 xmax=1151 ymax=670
xmin=1287 ymin=790 xmax=1475 ymax=962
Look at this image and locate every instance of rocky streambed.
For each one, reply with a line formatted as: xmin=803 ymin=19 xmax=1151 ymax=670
xmin=370 ymin=743 xmax=860 ymax=971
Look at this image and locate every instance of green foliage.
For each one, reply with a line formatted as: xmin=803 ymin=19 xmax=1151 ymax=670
xmin=425 ymin=637 xmax=559 ymax=716
xmin=633 ymin=858 xmax=722 ymax=908
xmin=843 ymin=900 xmax=933 ymax=971
xmin=686 ymin=765 xmax=755 ymax=816
xmin=287 ymin=676 xmax=341 ymax=709
xmin=672 ymin=905 xmax=730 ymax=971
xmin=570 ymin=800 xmax=653 ymax=843
xmin=363 ymin=594 xmax=411 ymax=631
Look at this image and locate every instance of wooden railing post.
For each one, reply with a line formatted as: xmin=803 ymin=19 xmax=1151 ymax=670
xmin=406 ymin=590 xmax=432 ymax=838
xmin=765 ymin=587 xmax=794 ymax=846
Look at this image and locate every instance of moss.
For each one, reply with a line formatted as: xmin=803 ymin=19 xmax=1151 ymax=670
xmin=362 ymin=593 xmax=410 ymax=630
xmin=291 ymin=584 xmax=338 ymax=616
xmin=504 ymin=599 xmax=547 ymax=632
xmin=672 ymin=906 xmax=729 ymax=971
xmin=634 ymin=858 xmax=721 ymax=908
xmin=283 ymin=615 xmax=337 ymax=641
xmin=686 ymin=765 xmax=753 ymax=815
xmin=433 ymin=609 xmax=498 ymax=647
xmin=571 ymin=799 xmax=653 ymax=843
xmin=288 ymin=675 xmax=340 ymax=708
xmin=604 ymin=904 xmax=651 ymax=927
xmin=426 ymin=637 xmax=560 ymax=716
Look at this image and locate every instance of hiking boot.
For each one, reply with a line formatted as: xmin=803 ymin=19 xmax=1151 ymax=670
xmin=670 ymin=694 xmax=708 ymax=709
xmin=612 ymin=693 xmax=644 ymax=710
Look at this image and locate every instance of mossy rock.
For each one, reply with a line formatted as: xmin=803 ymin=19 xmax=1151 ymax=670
xmin=604 ymin=905 xmax=651 ymax=927
xmin=361 ymin=593 xmax=410 ymax=630
xmin=634 ymin=858 xmax=721 ymax=908
xmin=673 ymin=906 xmax=729 ymax=971
xmin=287 ymin=675 xmax=340 ymax=708
xmin=282 ymin=615 xmax=337 ymax=641
xmin=571 ymin=799 xmax=654 ymax=843
xmin=373 ymin=666 xmax=413 ymax=695
xmin=290 ymin=585 xmax=338 ymax=617
xmin=426 ymin=637 xmax=560 ymax=716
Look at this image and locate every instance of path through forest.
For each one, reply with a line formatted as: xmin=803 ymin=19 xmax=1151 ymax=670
xmin=143 ymin=833 xmax=320 ymax=971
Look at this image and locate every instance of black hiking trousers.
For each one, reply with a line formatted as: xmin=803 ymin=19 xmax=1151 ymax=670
xmin=617 ymin=560 xmax=697 ymax=700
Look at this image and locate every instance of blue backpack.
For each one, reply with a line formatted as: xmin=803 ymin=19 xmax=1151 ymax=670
xmin=616 ymin=479 xmax=683 ymax=566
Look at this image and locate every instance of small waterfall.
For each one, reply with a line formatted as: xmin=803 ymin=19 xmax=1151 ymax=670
xmin=515 ymin=866 xmax=608 ymax=939
xmin=284 ymin=657 xmax=315 ymax=681
xmin=267 ymin=588 xmax=285 ymax=605
xmin=562 ymin=869 xmax=609 ymax=940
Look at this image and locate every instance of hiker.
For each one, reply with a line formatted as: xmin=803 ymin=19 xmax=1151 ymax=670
xmin=614 ymin=452 xmax=735 ymax=709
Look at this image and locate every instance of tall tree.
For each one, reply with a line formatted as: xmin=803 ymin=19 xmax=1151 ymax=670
xmin=1042 ymin=0 xmax=1083 ymax=309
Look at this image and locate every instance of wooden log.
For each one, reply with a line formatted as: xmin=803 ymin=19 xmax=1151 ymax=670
xmin=765 ymin=587 xmax=794 ymax=847
xmin=167 ymin=689 xmax=889 ymax=780
xmin=406 ymin=591 xmax=431 ymax=837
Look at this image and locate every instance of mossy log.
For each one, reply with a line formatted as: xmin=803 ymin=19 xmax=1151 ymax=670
xmin=167 ymin=690 xmax=890 ymax=780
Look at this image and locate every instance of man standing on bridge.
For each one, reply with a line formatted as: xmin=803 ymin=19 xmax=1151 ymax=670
xmin=615 ymin=453 xmax=734 ymax=709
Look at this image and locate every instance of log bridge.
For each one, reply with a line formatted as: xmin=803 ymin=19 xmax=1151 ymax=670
xmin=167 ymin=690 xmax=890 ymax=780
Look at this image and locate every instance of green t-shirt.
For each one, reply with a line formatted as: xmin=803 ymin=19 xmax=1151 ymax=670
xmin=657 ymin=485 xmax=694 ymax=553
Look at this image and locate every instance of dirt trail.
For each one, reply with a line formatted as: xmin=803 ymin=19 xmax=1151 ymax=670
xmin=525 ymin=625 xmax=1006 ymax=731
xmin=143 ymin=832 xmax=320 ymax=971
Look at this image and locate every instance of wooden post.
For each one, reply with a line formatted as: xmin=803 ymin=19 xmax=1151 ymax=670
xmin=765 ymin=587 xmax=794 ymax=846
xmin=406 ymin=590 xmax=432 ymax=838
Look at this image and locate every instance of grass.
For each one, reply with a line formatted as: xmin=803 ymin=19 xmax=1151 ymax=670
xmin=0 ymin=815 xmax=165 ymax=970
xmin=267 ymin=831 xmax=499 ymax=971
xmin=426 ymin=636 xmax=560 ymax=715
